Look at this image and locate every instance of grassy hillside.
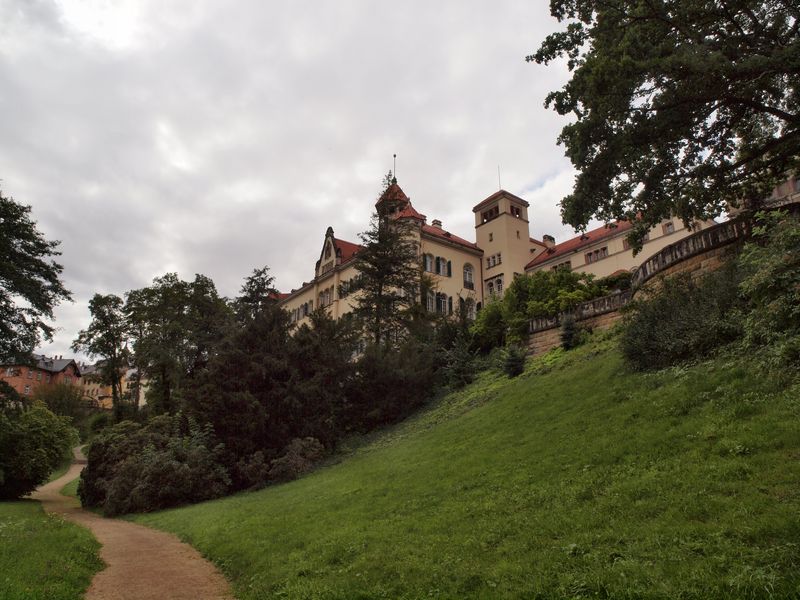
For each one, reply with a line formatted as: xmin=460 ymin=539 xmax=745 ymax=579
xmin=0 ymin=500 xmax=102 ymax=600
xmin=134 ymin=336 xmax=800 ymax=599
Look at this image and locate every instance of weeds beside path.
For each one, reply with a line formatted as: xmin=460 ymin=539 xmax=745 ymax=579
xmin=33 ymin=447 xmax=233 ymax=600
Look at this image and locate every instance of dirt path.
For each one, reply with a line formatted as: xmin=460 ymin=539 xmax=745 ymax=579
xmin=32 ymin=447 xmax=233 ymax=600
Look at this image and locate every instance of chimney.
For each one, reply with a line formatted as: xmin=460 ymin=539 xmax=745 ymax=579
xmin=542 ymin=234 xmax=556 ymax=248
xmin=431 ymin=219 xmax=442 ymax=229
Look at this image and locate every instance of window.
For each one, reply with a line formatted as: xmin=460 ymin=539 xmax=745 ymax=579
xmin=510 ymin=205 xmax=521 ymax=218
xmin=662 ymin=221 xmax=675 ymax=235
xmin=486 ymin=253 xmax=502 ymax=269
xmin=5 ymin=367 xmax=14 ymax=376
xmin=481 ymin=205 xmax=499 ymax=223
xmin=436 ymin=293 xmax=448 ymax=315
xmin=27 ymin=369 xmax=33 ymax=379
xmin=585 ymin=247 xmax=609 ymax=264
xmin=24 ymin=385 xmax=31 ymax=395
xmin=551 ymin=260 xmax=571 ymax=271
xmin=423 ymin=254 xmax=434 ymax=272
xmin=37 ymin=372 xmax=42 ymax=381
xmin=497 ymin=252 xmax=502 ymax=265
xmin=487 ymin=280 xmax=494 ymax=296
xmin=324 ymin=242 xmax=332 ymax=259
xmin=463 ymin=264 xmax=474 ymax=289
xmin=495 ymin=277 xmax=503 ymax=294
xmin=489 ymin=233 xmax=493 ymax=242
xmin=426 ymin=290 xmax=435 ymax=313
xmin=516 ymin=230 xmax=520 ymax=239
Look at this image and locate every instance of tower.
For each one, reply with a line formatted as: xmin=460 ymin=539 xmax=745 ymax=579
xmin=473 ymin=190 xmax=534 ymax=299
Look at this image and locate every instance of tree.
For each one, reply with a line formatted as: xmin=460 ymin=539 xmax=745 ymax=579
xmin=125 ymin=273 xmax=231 ymax=414
xmin=72 ymin=294 xmax=129 ymax=420
xmin=347 ymin=174 xmax=421 ymax=348
xmin=530 ymin=1 xmax=800 ymax=246
xmin=233 ymin=266 xmax=278 ymax=323
xmin=0 ymin=189 xmax=72 ymax=362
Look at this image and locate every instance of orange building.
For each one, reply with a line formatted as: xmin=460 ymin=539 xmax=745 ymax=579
xmin=0 ymin=354 xmax=81 ymax=398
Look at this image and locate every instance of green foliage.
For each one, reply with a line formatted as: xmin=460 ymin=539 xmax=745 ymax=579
xmin=0 ymin=189 xmax=72 ymax=362
xmin=267 ymin=437 xmax=325 ymax=483
xmin=71 ymin=294 xmax=129 ymax=419
xmin=233 ymin=265 xmax=278 ymax=323
xmin=345 ymin=338 xmax=436 ymax=430
xmin=125 ymin=273 xmax=232 ymax=414
xmin=738 ymin=211 xmax=800 ymax=365
xmin=502 ymin=344 xmax=526 ymax=377
xmin=469 ymin=299 xmax=505 ymax=353
xmin=32 ymin=382 xmax=93 ymax=440
xmin=621 ymin=266 xmax=744 ymax=370
xmin=530 ymin=1 xmax=800 ymax=244
xmin=441 ymin=331 xmax=477 ymax=389
xmin=348 ymin=176 xmax=421 ymax=348
xmin=134 ymin=340 xmax=800 ymax=599
xmin=0 ymin=403 xmax=77 ymax=498
xmin=560 ymin=314 xmax=588 ymax=350
xmin=79 ymin=414 xmax=230 ymax=516
xmin=470 ymin=270 xmax=605 ymax=350
xmin=0 ymin=501 xmax=102 ymax=599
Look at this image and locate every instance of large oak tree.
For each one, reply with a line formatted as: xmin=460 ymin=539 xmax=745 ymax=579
xmin=531 ymin=0 xmax=800 ymax=243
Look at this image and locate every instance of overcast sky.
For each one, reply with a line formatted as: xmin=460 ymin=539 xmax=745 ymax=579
xmin=1 ymin=0 xmax=581 ymax=362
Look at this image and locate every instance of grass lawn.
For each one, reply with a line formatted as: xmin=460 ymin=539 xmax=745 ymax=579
xmin=134 ymin=336 xmax=800 ymax=599
xmin=0 ymin=501 xmax=102 ymax=600
xmin=60 ymin=477 xmax=79 ymax=498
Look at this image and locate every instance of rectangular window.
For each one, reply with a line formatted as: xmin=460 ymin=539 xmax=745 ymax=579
xmin=585 ymin=247 xmax=608 ymax=264
xmin=481 ymin=205 xmax=499 ymax=223
xmin=24 ymin=385 xmax=31 ymax=395
xmin=551 ymin=260 xmax=571 ymax=271
xmin=662 ymin=221 xmax=675 ymax=235
xmin=27 ymin=369 xmax=33 ymax=379
xmin=510 ymin=206 xmax=521 ymax=218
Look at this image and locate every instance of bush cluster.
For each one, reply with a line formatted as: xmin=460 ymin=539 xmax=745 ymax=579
xmin=0 ymin=402 xmax=77 ymax=499
xmin=621 ymin=211 xmax=800 ymax=371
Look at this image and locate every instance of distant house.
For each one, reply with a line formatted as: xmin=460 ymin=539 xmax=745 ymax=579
xmin=0 ymin=354 xmax=81 ymax=398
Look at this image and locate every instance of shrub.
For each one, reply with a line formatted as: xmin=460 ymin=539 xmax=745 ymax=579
xmin=560 ymin=314 xmax=589 ymax=350
xmin=79 ymin=414 xmax=230 ymax=515
xmin=502 ymin=344 xmax=527 ymax=378
xmin=621 ymin=265 xmax=744 ymax=370
xmin=268 ymin=437 xmax=325 ymax=483
xmin=0 ymin=403 xmax=77 ymax=499
xmin=442 ymin=331 xmax=477 ymax=389
xmin=738 ymin=211 xmax=800 ymax=366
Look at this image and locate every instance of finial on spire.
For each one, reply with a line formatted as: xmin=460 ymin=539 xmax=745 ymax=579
xmin=392 ymin=154 xmax=397 ymax=184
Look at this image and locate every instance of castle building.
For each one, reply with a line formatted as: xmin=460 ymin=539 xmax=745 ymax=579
xmin=278 ymin=180 xmax=712 ymax=323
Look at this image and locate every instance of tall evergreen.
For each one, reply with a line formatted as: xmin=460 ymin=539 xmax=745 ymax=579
xmin=348 ymin=173 xmax=421 ymax=348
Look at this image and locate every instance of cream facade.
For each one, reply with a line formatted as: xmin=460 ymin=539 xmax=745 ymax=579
xmin=278 ymin=181 xmax=711 ymax=320
xmin=525 ymin=217 xmax=715 ymax=278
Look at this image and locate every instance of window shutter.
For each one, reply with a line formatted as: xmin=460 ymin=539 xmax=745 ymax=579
xmin=447 ymin=261 xmax=452 ymax=277
xmin=448 ymin=297 xmax=453 ymax=314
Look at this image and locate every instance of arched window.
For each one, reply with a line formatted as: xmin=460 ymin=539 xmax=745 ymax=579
xmin=463 ymin=264 xmax=474 ymax=289
xmin=487 ymin=281 xmax=494 ymax=296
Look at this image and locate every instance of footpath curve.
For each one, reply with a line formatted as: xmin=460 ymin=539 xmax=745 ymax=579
xmin=32 ymin=447 xmax=233 ymax=600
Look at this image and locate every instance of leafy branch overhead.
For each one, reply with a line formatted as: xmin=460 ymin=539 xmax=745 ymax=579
xmin=530 ymin=0 xmax=800 ymax=243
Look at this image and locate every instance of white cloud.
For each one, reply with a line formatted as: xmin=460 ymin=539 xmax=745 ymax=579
xmin=0 ymin=0 xmax=578 ymax=361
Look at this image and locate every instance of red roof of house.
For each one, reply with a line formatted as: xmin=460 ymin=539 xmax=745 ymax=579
xmin=421 ymin=224 xmax=481 ymax=252
xmin=525 ymin=220 xmax=633 ymax=269
xmin=334 ymin=238 xmax=362 ymax=262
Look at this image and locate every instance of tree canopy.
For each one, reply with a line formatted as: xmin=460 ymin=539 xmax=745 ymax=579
xmin=0 ymin=190 xmax=72 ymax=362
xmin=530 ymin=0 xmax=800 ymax=243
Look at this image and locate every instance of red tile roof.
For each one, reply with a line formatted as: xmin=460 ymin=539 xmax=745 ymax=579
xmin=421 ymin=224 xmax=481 ymax=252
xmin=525 ymin=220 xmax=633 ymax=270
xmin=334 ymin=238 xmax=362 ymax=262
xmin=472 ymin=189 xmax=530 ymax=213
